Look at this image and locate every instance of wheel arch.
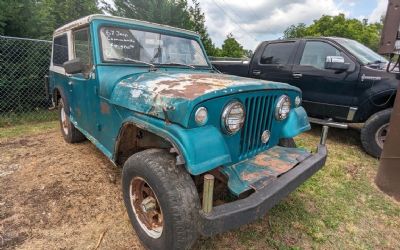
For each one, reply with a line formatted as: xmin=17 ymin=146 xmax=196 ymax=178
xmin=53 ymin=87 xmax=62 ymax=104
xmin=112 ymin=116 xmax=231 ymax=175
xmin=355 ymin=89 xmax=396 ymax=122
xmin=52 ymin=86 xmax=71 ymax=115
xmin=113 ymin=121 xmax=181 ymax=166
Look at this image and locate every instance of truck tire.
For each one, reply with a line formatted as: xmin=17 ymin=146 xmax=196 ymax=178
xmin=361 ymin=108 xmax=392 ymax=158
xmin=122 ymin=149 xmax=200 ymax=250
xmin=58 ymin=98 xmax=85 ymax=143
xmin=279 ymin=138 xmax=297 ymax=148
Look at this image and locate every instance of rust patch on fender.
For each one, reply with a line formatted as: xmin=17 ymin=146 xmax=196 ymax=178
xmin=100 ymin=102 xmax=110 ymax=114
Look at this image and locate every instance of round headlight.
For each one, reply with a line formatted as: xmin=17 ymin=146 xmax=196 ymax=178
xmin=295 ymin=96 xmax=301 ymax=107
xmin=222 ymin=101 xmax=245 ymax=134
xmin=275 ymin=95 xmax=291 ymax=120
xmin=195 ymin=107 xmax=208 ymax=125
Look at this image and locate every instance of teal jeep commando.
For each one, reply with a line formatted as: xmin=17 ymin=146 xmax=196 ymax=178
xmin=49 ymin=15 xmax=328 ymax=249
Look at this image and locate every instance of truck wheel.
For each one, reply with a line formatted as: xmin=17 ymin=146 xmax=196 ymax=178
xmin=122 ymin=149 xmax=200 ymax=250
xmin=279 ymin=138 xmax=296 ymax=148
xmin=361 ymin=108 xmax=392 ymax=158
xmin=58 ymin=98 xmax=85 ymax=143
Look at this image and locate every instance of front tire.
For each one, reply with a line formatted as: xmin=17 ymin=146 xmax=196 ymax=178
xmin=361 ymin=108 xmax=392 ymax=158
xmin=122 ymin=149 xmax=200 ymax=250
xmin=58 ymin=98 xmax=85 ymax=143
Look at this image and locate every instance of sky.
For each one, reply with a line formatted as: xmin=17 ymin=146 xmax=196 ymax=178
xmin=198 ymin=0 xmax=389 ymax=50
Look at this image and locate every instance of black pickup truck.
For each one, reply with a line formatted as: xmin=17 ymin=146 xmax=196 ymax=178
xmin=212 ymin=37 xmax=398 ymax=158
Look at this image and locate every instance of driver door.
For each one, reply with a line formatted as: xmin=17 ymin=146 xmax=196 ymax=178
xmin=69 ymin=27 xmax=96 ymax=133
xmin=291 ymin=40 xmax=359 ymax=120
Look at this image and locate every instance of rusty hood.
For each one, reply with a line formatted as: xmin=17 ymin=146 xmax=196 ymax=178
xmin=109 ymin=71 xmax=299 ymax=126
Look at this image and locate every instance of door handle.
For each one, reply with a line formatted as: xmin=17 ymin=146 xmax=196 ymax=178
xmin=252 ymin=70 xmax=261 ymax=76
xmin=292 ymin=73 xmax=303 ymax=79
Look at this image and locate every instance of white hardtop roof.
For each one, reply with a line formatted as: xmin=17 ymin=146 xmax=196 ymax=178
xmin=53 ymin=14 xmax=199 ymax=37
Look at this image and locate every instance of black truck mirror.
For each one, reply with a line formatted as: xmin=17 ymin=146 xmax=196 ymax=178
xmin=63 ymin=58 xmax=84 ymax=74
xmin=325 ymin=56 xmax=350 ymax=71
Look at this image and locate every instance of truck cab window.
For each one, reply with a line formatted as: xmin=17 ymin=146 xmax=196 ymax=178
xmin=300 ymin=41 xmax=342 ymax=69
xmin=53 ymin=34 xmax=68 ymax=66
xmin=260 ymin=42 xmax=295 ymax=65
xmin=73 ymin=28 xmax=92 ymax=72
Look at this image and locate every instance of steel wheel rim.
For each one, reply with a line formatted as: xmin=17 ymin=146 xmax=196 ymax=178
xmin=130 ymin=177 xmax=163 ymax=239
xmin=60 ymin=106 xmax=69 ymax=135
xmin=375 ymin=123 xmax=389 ymax=149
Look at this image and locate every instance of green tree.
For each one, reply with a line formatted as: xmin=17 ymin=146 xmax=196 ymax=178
xmin=0 ymin=0 xmax=39 ymax=38
xmin=283 ymin=23 xmax=309 ymax=39
xmin=0 ymin=0 xmax=100 ymax=39
xmin=103 ymin=0 xmax=193 ymax=30
xmin=283 ymin=13 xmax=382 ymax=51
xmin=220 ymin=33 xmax=245 ymax=58
xmin=189 ymin=0 xmax=216 ymax=56
xmin=102 ymin=0 xmax=218 ymax=56
xmin=36 ymin=0 xmax=100 ymax=39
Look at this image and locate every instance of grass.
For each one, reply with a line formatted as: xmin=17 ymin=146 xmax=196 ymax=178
xmin=0 ymin=120 xmax=58 ymax=139
xmin=1 ymin=122 xmax=399 ymax=249
xmin=0 ymin=109 xmax=58 ymax=127
xmin=0 ymin=110 xmax=58 ymax=139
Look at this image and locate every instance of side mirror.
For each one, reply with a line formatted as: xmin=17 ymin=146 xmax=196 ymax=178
xmin=325 ymin=56 xmax=350 ymax=71
xmin=63 ymin=58 xmax=84 ymax=74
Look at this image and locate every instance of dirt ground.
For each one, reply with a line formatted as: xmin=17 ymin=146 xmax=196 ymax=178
xmin=1 ymin=125 xmax=399 ymax=250
xmin=0 ymin=130 xmax=143 ymax=249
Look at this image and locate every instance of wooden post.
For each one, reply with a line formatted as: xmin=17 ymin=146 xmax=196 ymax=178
xmin=376 ymin=83 xmax=400 ymax=201
xmin=202 ymin=174 xmax=215 ymax=213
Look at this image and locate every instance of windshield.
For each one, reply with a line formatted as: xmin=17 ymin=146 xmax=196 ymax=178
xmin=99 ymin=26 xmax=209 ymax=67
xmin=332 ymin=37 xmax=388 ymax=65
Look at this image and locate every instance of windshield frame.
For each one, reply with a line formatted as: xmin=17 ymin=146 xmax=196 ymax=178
xmin=331 ymin=37 xmax=388 ymax=65
xmin=97 ymin=24 xmax=212 ymax=69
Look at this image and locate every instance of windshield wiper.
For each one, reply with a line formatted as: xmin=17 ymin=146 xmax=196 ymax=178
xmin=107 ymin=57 xmax=157 ymax=70
xmin=160 ymin=62 xmax=195 ymax=69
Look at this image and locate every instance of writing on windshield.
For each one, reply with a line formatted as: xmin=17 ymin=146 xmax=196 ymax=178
xmin=100 ymin=27 xmax=208 ymax=67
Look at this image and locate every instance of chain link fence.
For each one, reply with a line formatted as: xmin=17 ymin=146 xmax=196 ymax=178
xmin=0 ymin=35 xmax=57 ymax=127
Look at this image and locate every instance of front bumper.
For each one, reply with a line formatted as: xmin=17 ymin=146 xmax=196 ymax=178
xmin=198 ymin=144 xmax=327 ymax=236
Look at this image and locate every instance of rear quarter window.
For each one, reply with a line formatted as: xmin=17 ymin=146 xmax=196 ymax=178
xmin=260 ymin=42 xmax=295 ymax=65
xmin=53 ymin=34 xmax=68 ymax=66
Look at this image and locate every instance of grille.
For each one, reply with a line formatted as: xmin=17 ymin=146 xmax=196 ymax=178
xmin=239 ymin=94 xmax=277 ymax=160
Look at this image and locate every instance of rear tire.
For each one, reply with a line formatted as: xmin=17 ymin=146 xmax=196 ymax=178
xmin=361 ymin=108 xmax=392 ymax=158
xmin=122 ymin=149 xmax=200 ymax=250
xmin=278 ymin=138 xmax=296 ymax=148
xmin=58 ymin=98 xmax=85 ymax=143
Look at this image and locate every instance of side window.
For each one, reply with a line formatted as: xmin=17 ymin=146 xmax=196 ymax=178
xmin=73 ymin=28 xmax=92 ymax=71
xmin=300 ymin=41 xmax=346 ymax=69
xmin=53 ymin=34 xmax=68 ymax=66
xmin=260 ymin=42 xmax=295 ymax=65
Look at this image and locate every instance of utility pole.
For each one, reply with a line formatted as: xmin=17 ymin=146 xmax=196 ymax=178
xmin=376 ymin=0 xmax=400 ymax=201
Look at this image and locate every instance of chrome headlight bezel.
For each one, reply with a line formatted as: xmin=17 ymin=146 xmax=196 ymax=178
xmin=221 ymin=101 xmax=245 ymax=135
xmin=194 ymin=107 xmax=208 ymax=125
xmin=275 ymin=95 xmax=291 ymax=120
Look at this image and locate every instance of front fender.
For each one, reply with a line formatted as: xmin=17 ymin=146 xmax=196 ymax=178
xmin=120 ymin=113 xmax=231 ymax=175
xmin=280 ymin=107 xmax=311 ymax=139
